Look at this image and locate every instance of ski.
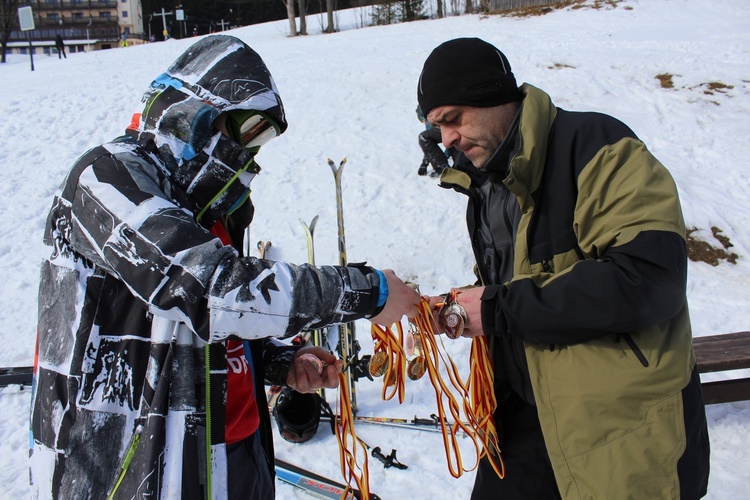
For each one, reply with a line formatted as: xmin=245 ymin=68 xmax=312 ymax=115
xmin=300 ymin=215 xmax=327 ymax=400
xmin=275 ymin=458 xmax=380 ymax=500
xmin=257 ymin=240 xmax=272 ymax=259
xmin=327 ymin=157 xmax=363 ymax=414
xmin=320 ymin=413 xmax=467 ymax=434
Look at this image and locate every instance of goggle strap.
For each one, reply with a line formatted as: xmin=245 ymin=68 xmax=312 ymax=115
xmin=195 ymin=159 xmax=255 ymax=225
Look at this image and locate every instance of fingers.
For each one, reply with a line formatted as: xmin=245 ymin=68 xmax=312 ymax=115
xmin=370 ymin=269 xmax=421 ymax=326
xmin=287 ymin=347 xmax=342 ymax=394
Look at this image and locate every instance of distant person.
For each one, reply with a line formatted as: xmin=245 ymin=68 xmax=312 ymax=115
xmin=29 ymin=34 xmax=419 ymax=499
xmin=54 ymin=34 xmax=66 ymax=59
xmin=417 ymin=37 xmax=710 ymax=499
xmin=416 ymin=105 xmax=449 ymax=177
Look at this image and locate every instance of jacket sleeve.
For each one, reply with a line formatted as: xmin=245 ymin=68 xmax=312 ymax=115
xmin=481 ymin=138 xmax=688 ymax=345
xmin=49 ymin=144 xmax=381 ymax=342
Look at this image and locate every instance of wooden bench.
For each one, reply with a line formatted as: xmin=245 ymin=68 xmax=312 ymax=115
xmin=2 ymin=333 xmax=749 ymax=405
xmin=694 ymin=331 xmax=750 ymax=404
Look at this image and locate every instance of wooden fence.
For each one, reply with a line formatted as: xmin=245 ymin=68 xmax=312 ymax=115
xmin=488 ymin=0 xmax=565 ymax=12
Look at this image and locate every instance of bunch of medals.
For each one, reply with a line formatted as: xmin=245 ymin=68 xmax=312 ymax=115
xmin=368 ymin=289 xmax=506 ymax=480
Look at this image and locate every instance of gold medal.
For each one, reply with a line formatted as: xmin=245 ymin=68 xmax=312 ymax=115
xmin=368 ymin=350 xmax=390 ymax=378
xmin=407 ymin=356 xmax=427 ymax=380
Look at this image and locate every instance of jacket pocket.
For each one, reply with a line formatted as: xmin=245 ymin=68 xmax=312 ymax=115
xmin=620 ymin=333 xmax=650 ymax=367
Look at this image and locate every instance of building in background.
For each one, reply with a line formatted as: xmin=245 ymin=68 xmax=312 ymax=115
xmin=6 ymin=0 xmax=145 ymax=56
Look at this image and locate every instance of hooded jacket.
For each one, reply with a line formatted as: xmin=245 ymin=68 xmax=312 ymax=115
xmin=439 ymin=84 xmax=710 ymax=499
xmin=30 ymin=36 xmax=382 ymax=499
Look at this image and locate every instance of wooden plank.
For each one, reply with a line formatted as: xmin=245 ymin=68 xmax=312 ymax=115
xmin=701 ymin=378 xmax=750 ymax=405
xmin=0 ymin=366 xmax=33 ymax=387
xmin=694 ymin=331 xmax=750 ymax=373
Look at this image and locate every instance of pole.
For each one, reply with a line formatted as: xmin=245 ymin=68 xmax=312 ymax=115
xmin=17 ymin=6 xmax=35 ymax=71
xmin=26 ymin=32 xmax=34 ymax=71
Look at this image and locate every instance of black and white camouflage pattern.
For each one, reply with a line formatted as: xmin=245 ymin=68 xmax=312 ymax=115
xmin=30 ymin=35 xmax=380 ymax=499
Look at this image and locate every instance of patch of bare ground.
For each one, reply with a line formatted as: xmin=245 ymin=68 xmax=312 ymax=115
xmin=686 ymin=227 xmax=738 ymax=266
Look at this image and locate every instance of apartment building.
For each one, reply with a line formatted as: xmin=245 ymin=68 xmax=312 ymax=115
xmin=7 ymin=0 xmax=145 ymax=55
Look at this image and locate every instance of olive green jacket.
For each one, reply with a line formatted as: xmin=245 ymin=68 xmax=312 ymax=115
xmin=441 ymin=84 xmax=708 ymax=499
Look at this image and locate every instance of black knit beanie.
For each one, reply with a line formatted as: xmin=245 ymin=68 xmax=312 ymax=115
xmin=417 ymin=38 xmax=524 ymax=117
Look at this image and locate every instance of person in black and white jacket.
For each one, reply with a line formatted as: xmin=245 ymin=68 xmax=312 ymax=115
xmin=30 ymin=35 xmax=419 ymax=499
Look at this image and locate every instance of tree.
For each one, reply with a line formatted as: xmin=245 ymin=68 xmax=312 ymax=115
xmin=325 ymin=0 xmax=335 ymax=33
xmin=298 ymin=0 xmax=307 ymax=35
xmin=285 ymin=0 xmax=296 ymax=35
xmin=1 ymin=0 xmax=21 ymax=63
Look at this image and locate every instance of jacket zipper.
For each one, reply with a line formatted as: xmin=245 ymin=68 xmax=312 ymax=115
xmin=620 ymin=333 xmax=650 ymax=367
xmin=205 ymin=343 xmax=213 ymax=498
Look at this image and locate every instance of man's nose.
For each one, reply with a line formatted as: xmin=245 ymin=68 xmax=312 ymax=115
xmin=441 ymin=127 xmax=458 ymax=149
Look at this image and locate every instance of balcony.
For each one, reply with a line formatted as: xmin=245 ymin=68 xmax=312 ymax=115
xmin=37 ymin=15 xmax=119 ymax=27
xmin=32 ymin=0 xmax=118 ymax=11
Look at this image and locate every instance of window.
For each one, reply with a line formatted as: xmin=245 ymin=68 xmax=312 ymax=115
xmin=71 ymin=12 xmax=83 ymax=20
xmin=47 ymin=13 xmax=59 ymax=21
xmin=122 ymin=11 xmax=128 ymax=18
xmin=100 ymin=12 xmax=111 ymax=19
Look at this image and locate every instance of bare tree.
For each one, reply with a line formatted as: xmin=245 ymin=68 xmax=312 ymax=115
xmin=298 ymin=0 xmax=307 ymax=35
xmin=464 ymin=0 xmax=473 ymax=14
xmin=437 ymin=0 xmax=444 ymax=18
xmin=1 ymin=0 xmax=21 ymax=63
xmin=285 ymin=0 xmax=297 ymax=36
xmin=325 ymin=0 xmax=335 ymax=33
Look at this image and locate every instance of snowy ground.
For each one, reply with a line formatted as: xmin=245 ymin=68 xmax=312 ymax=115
xmin=0 ymin=0 xmax=748 ymax=497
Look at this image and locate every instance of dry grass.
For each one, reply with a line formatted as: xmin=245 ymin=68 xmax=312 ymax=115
xmin=656 ymin=73 xmax=675 ymax=89
xmin=502 ymin=1 xmax=580 ymax=18
xmin=686 ymin=227 xmax=738 ymax=266
xmin=498 ymin=0 xmax=626 ymax=19
xmin=548 ymin=62 xmax=576 ymax=69
xmin=702 ymin=81 xmax=734 ymax=95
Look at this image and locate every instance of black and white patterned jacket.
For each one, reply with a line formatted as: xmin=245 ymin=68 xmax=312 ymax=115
xmin=30 ymin=35 xmax=381 ymax=499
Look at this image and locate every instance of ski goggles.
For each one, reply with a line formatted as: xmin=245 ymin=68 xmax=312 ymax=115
xmin=226 ymin=110 xmax=280 ymax=151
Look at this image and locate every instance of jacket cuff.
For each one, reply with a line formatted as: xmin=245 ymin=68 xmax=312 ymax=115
xmin=481 ymin=285 xmax=509 ymax=337
xmin=348 ymin=262 xmax=384 ymax=318
xmin=263 ymin=341 xmax=303 ymax=386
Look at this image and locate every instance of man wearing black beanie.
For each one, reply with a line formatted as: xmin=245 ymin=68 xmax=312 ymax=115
xmin=419 ymin=38 xmax=709 ymax=500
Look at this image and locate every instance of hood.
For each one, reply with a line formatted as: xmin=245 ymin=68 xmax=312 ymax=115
xmin=127 ymin=35 xmax=287 ymax=226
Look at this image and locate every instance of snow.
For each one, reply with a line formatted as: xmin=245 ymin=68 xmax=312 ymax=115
xmin=1 ymin=0 xmax=749 ymax=497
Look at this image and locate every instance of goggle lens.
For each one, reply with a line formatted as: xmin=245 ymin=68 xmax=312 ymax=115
xmin=234 ymin=113 xmax=279 ymax=149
